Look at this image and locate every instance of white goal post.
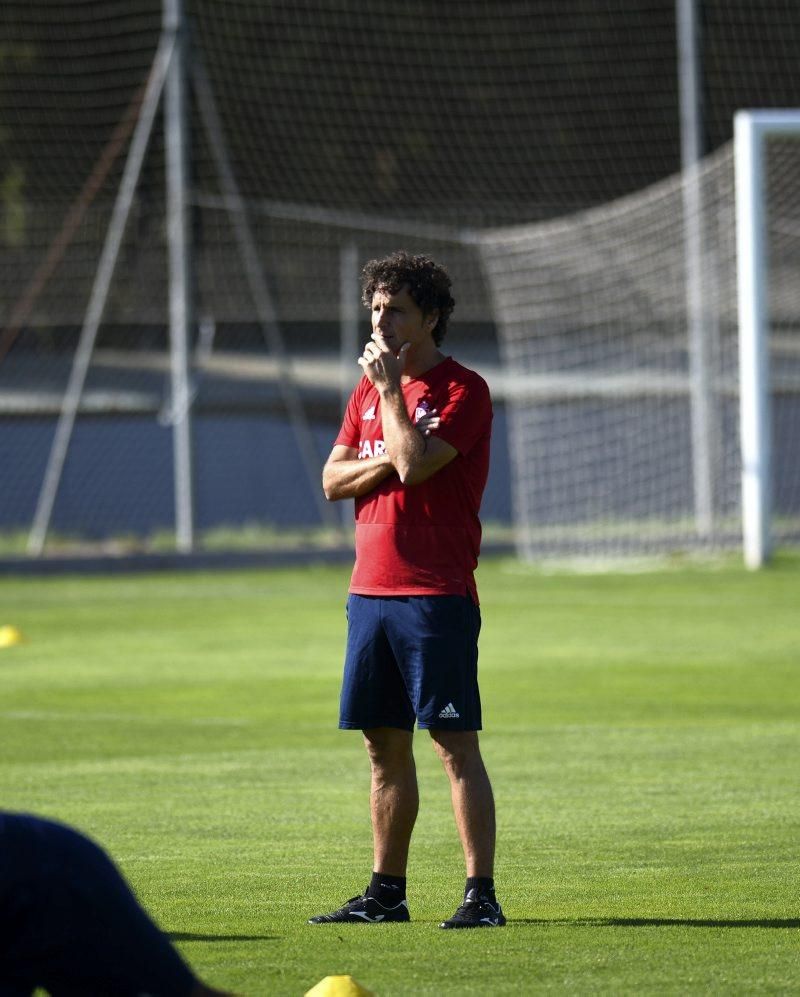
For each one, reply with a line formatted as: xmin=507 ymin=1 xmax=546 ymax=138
xmin=479 ymin=109 xmax=800 ymax=567
xmin=735 ymin=109 xmax=800 ymax=569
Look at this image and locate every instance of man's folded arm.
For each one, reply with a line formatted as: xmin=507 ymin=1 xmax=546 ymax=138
xmin=322 ymin=445 xmax=396 ymax=501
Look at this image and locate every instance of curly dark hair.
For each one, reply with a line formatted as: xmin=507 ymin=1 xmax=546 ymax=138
xmin=360 ymin=251 xmax=456 ymax=346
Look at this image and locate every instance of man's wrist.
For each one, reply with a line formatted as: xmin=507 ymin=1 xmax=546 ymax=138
xmin=377 ymin=383 xmax=403 ymax=403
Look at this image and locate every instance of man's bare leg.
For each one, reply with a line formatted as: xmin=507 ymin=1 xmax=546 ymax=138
xmin=429 ymin=729 xmax=504 ymax=927
xmin=308 ymin=727 xmax=416 ymax=923
xmin=363 ymin=726 xmax=419 ymax=876
xmin=429 ymin=729 xmax=496 ymax=876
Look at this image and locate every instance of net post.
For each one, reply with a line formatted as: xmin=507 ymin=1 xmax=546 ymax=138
xmin=26 ymin=33 xmax=175 ymax=556
xmin=735 ymin=109 xmax=800 ymax=568
xmin=191 ymin=55 xmax=339 ymax=530
xmin=163 ymin=0 xmax=195 ymax=553
xmin=735 ymin=110 xmax=770 ymax=569
xmin=338 ymin=242 xmax=360 ymax=529
xmin=677 ymin=0 xmax=716 ymax=539
xmin=339 ymin=242 xmax=360 ymax=413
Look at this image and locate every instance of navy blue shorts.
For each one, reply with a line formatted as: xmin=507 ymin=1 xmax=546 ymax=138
xmin=0 ymin=813 xmax=197 ymax=997
xmin=339 ymin=594 xmax=482 ymax=732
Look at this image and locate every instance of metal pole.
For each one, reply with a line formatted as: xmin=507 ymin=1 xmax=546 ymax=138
xmin=164 ymin=0 xmax=194 ymax=552
xmin=27 ymin=34 xmax=175 ymax=556
xmin=191 ymin=56 xmax=338 ymax=529
xmin=0 ymin=82 xmax=148 ymax=365
xmin=677 ymin=0 xmax=715 ymax=538
xmin=735 ymin=111 xmax=770 ymax=569
xmin=736 ymin=110 xmax=800 ymax=567
xmin=339 ymin=243 xmax=361 ymax=410
xmin=338 ymin=242 xmax=360 ymax=529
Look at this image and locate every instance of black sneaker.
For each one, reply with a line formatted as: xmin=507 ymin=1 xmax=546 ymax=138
xmin=308 ymin=890 xmax=410 ymax=924
xmin=439 ymin=888 xmax=506 ymax=929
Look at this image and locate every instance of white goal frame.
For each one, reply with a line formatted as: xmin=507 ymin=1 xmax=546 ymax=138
xmin=735 ymin=109 xmax=800 ymax=569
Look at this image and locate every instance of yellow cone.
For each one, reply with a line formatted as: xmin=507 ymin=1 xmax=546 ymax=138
xmin=305 ymin=976 xmax=375 ymax=997
xmin=0 ymin=625 xmax=23 ymax=648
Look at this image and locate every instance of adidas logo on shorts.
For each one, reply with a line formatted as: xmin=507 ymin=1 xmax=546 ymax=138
xmin=438 ymin=702 xmax=460 ymax=719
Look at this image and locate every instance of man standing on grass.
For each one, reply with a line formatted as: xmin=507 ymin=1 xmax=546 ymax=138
xmin=309 ymin=251 xmax=504 ymax=929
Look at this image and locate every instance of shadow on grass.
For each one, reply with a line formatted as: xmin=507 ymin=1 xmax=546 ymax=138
xmin=168 ymin=932 xmax=278 ymax=942
xmin=516 ymin=918 xmax=800 ymax=929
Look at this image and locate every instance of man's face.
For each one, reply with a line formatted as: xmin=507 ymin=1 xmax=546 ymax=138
xmin=370 ymin=285 xmax=437 ymax=354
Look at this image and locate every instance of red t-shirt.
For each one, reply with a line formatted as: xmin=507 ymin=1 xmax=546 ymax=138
xmin=334 ymin=356 xmax=492 ymax=603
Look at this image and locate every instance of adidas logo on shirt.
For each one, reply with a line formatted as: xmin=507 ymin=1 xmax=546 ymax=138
xmin=362 ymin=405 xmax=376 ymax=420
xmin=438 ymin=702 xmax=460 ymax=719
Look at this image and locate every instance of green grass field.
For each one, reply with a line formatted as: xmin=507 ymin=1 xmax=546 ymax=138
xmin=1 ymin=555 xmax=799 ymax=995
